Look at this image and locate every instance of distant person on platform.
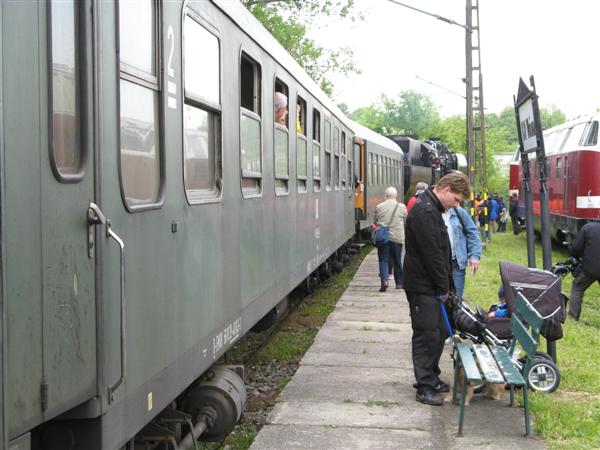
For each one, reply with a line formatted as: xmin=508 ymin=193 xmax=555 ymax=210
xmin=489 ymin=195 xmax=499 ymax=233
xmin=568 ymin=222 xmax=600 ymax=321
xmin=374 ymin=187 xmax=407 ymax=292
xmin=509 ymin=193 xmax=520 ymax=235
xmin=406 ymin=182 xmax=429 ymax=213
xmin=404 ymin=171 xmax=471 ymax=406
xmin=442 ymin=204 xmax=482 ymax=299
xmin=274 ymin=92 xmax=288 ymax=126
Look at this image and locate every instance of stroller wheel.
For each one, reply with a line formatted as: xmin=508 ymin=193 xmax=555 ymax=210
xmin=526 ymin=357 xmax=561 ymax=393
xmin=535 ymin=350 xmax=554 ymax=362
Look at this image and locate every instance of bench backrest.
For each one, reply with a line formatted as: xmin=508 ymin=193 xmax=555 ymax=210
xmin=510 ymin=293 xmax=543 ymax=359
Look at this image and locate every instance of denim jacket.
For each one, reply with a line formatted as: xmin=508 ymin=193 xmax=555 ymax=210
xmin=448 ymin=207 xmax=482 ymax=270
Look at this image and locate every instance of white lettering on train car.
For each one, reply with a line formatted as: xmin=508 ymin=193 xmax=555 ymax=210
xmin=212 ymin=317 xmax=242 ymax=358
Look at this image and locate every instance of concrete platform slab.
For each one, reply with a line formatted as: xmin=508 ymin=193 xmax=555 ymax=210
xmin=278 ymin=365 xmax=415 ymax=402
xmin=251 ymin=424 xmax=435 ymax=450
xmin=266 ymin=400 xmax=436 ymax=430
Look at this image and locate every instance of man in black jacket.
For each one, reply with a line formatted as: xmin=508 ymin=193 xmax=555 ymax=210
xmin=568 ymin=221 xmax=600 ymax=320
xmin=404 ymin=172 xmax=471 ymax=406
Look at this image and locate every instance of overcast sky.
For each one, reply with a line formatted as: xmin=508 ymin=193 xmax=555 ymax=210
xmin=313 ymin=0 xmax=600 ymax=119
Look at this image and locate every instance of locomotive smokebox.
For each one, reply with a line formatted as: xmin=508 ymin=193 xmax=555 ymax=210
xmin=180 ymin=366 xmax=246 ymax=442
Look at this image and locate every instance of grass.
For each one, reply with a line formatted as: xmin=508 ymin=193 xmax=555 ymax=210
xmin=464 ymin=223 xmax=600 ymax=449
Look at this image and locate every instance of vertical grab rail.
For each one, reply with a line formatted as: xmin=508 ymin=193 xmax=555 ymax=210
xmin=88 ymin=203 xmax=126 ymax=403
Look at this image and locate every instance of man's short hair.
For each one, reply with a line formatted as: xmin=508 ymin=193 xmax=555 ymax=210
xmin=274 ymin=91 xmax=287 ymax=109
xmin=415 ymin=181 xmax=428 ymax=191
xmin=437 ymin=171 xmax=471 ymax=198
xmin=385 ymin=186 xmax=398 ymax=199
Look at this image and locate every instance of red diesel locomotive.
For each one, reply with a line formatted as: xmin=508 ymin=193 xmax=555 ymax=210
xmin=510 ymin=113 xmax=600 ymax=243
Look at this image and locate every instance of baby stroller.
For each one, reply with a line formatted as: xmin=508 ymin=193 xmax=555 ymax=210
xmin=449 ymin=260 xmax=567 ymax=393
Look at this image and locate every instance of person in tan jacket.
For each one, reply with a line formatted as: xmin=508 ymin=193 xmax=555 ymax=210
xmin=374 ymin=186 xmax=408 ymax=291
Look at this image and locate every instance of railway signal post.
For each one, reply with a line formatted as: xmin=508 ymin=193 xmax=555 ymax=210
xmin=514 ymin=76 xmax=556 ymax=361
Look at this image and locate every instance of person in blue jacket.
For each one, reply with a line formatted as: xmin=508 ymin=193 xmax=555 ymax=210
xmin=488 ymin=196 xmax=499 ymax=233
xmin=441 ymin=206 xmax=482 ymax=299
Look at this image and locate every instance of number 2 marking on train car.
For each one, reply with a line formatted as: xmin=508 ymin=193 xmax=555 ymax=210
xmin=167 ymin=25 xmax=175 ymax=78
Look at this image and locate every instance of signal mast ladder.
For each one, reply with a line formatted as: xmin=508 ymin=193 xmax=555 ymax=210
xmin=452 ymin=293 xmax=543 ymax=437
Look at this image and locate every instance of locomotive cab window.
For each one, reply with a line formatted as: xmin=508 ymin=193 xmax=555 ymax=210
xmin=313 ymin=109 xmax=321 ymax=192
xmin=182 ymin=13 xmax=222 ymax=204
xmin=583 ymin=121 xmax=599 ymax=146
xmin=240 ymin=52 xmax=262 ymax=197
xmin=296 ymin=96 xmax=307 ymax=193
xmin=118 ymin=0 xmax=164 ymax=209
xmin=49 ymin=0 xmax=84 ymax=181
xmin=274 ymin=79 xmax=289 ymax=195
xmin=324 ymin=119 xmax=332 ymax=190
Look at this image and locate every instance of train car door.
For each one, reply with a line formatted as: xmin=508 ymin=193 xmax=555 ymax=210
xmin=4 ymin=0 xmax=97 ymax=437
xmin=354 ymin=139 xmax=366 ymax=219
xmin=40 ymin=0 xmax=97 ymax=420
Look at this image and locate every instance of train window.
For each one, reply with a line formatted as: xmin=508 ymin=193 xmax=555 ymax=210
xmin=240 ymin=52 xmax=262 ymax=197
xmin=49 ymin=0 xmax=84 ymax=181
xmin=182 ymin=14 xmax=222 ymax=204
xmin=341 ymin=131 xmax=346 ymax=155
xmin=367 ymin=152 xmax=372 ymax=187
xmin=341 ymin=155 xmax=347 ymax=189
xmin=313 ymin=109 xmax=321 ymax=192
xmin=562 ymin=123 xmax=586 ymax=152
xmin=354 ymin=143 xmax=360 ymax=183
xmin=296 ymin=96 xmax=306 ymax=136
xmin=118 ymin=0 xmax=163 ymax=209
xmin=274 ymin=79 xmax=289 ymax=195
xmin=348 ymin=160 xmax=353 ymax=187
xmin=556 ymin=157 xmax=562 ymax=178
xmin=324 ymin=120 xmax=332 ymax=190
xmin=583 ymin=121 xmax=599 ymax=146
xmin=334 ymin=127 xmax=340 ymax=154
xmin=296 ymin=96 xmax=307 ymax=193
xmin=313 ymin=110 xmax=321 ymax=142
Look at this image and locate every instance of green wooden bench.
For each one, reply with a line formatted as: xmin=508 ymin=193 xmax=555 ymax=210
xmin=452 ymin=292 xmax=543 ymax=437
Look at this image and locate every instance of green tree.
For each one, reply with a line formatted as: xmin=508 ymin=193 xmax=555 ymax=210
xmin=350 ymin=91 xmax=441 ymax=137
xmin=540 ymin=105 xmax=567 ymax=130
xmin=242 ymin=0 xmax=361 ymax=96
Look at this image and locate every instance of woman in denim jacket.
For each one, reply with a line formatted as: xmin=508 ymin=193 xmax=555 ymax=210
xmin=442 ymin=206 xmax=482 ymax=299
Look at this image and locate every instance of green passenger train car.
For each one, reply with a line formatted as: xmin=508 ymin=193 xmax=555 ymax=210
xmin=0 ymin=1 xmax=404 ymax=449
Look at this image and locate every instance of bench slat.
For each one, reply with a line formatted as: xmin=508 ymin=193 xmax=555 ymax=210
xmin=455 ymin=343 xmax=482 ymax=383
xmin=472 ymin=344 xmax=505 ymax=383
xmin=490 ymin=346 xmax=526 ymax=386
xmin=515 ymin=293 xmax=543 ymax=333
xmin=511 ymin=315 xmax=538 ymax=358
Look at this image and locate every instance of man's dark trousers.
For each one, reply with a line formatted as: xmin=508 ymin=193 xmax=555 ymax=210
xmin=406 ymin=291 xmax=447 ymax=391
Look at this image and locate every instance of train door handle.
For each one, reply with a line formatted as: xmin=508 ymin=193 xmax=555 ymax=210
xmin=88 ymin=203 xmax=126 ymax=403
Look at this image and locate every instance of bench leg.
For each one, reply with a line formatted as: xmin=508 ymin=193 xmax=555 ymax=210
xmin=509 ymin=385 xmax=515 ymax=407
xmin=458 ymin=377 xmax=468 ymax=436
xmin=452 ymin=359 xmax=461 ymax=405
xmin=523 ymin=386 xmax=531 ymax=436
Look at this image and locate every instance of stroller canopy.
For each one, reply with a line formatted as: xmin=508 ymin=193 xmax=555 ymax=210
xmin=499 ymin=261 xmax=567 ymax=336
